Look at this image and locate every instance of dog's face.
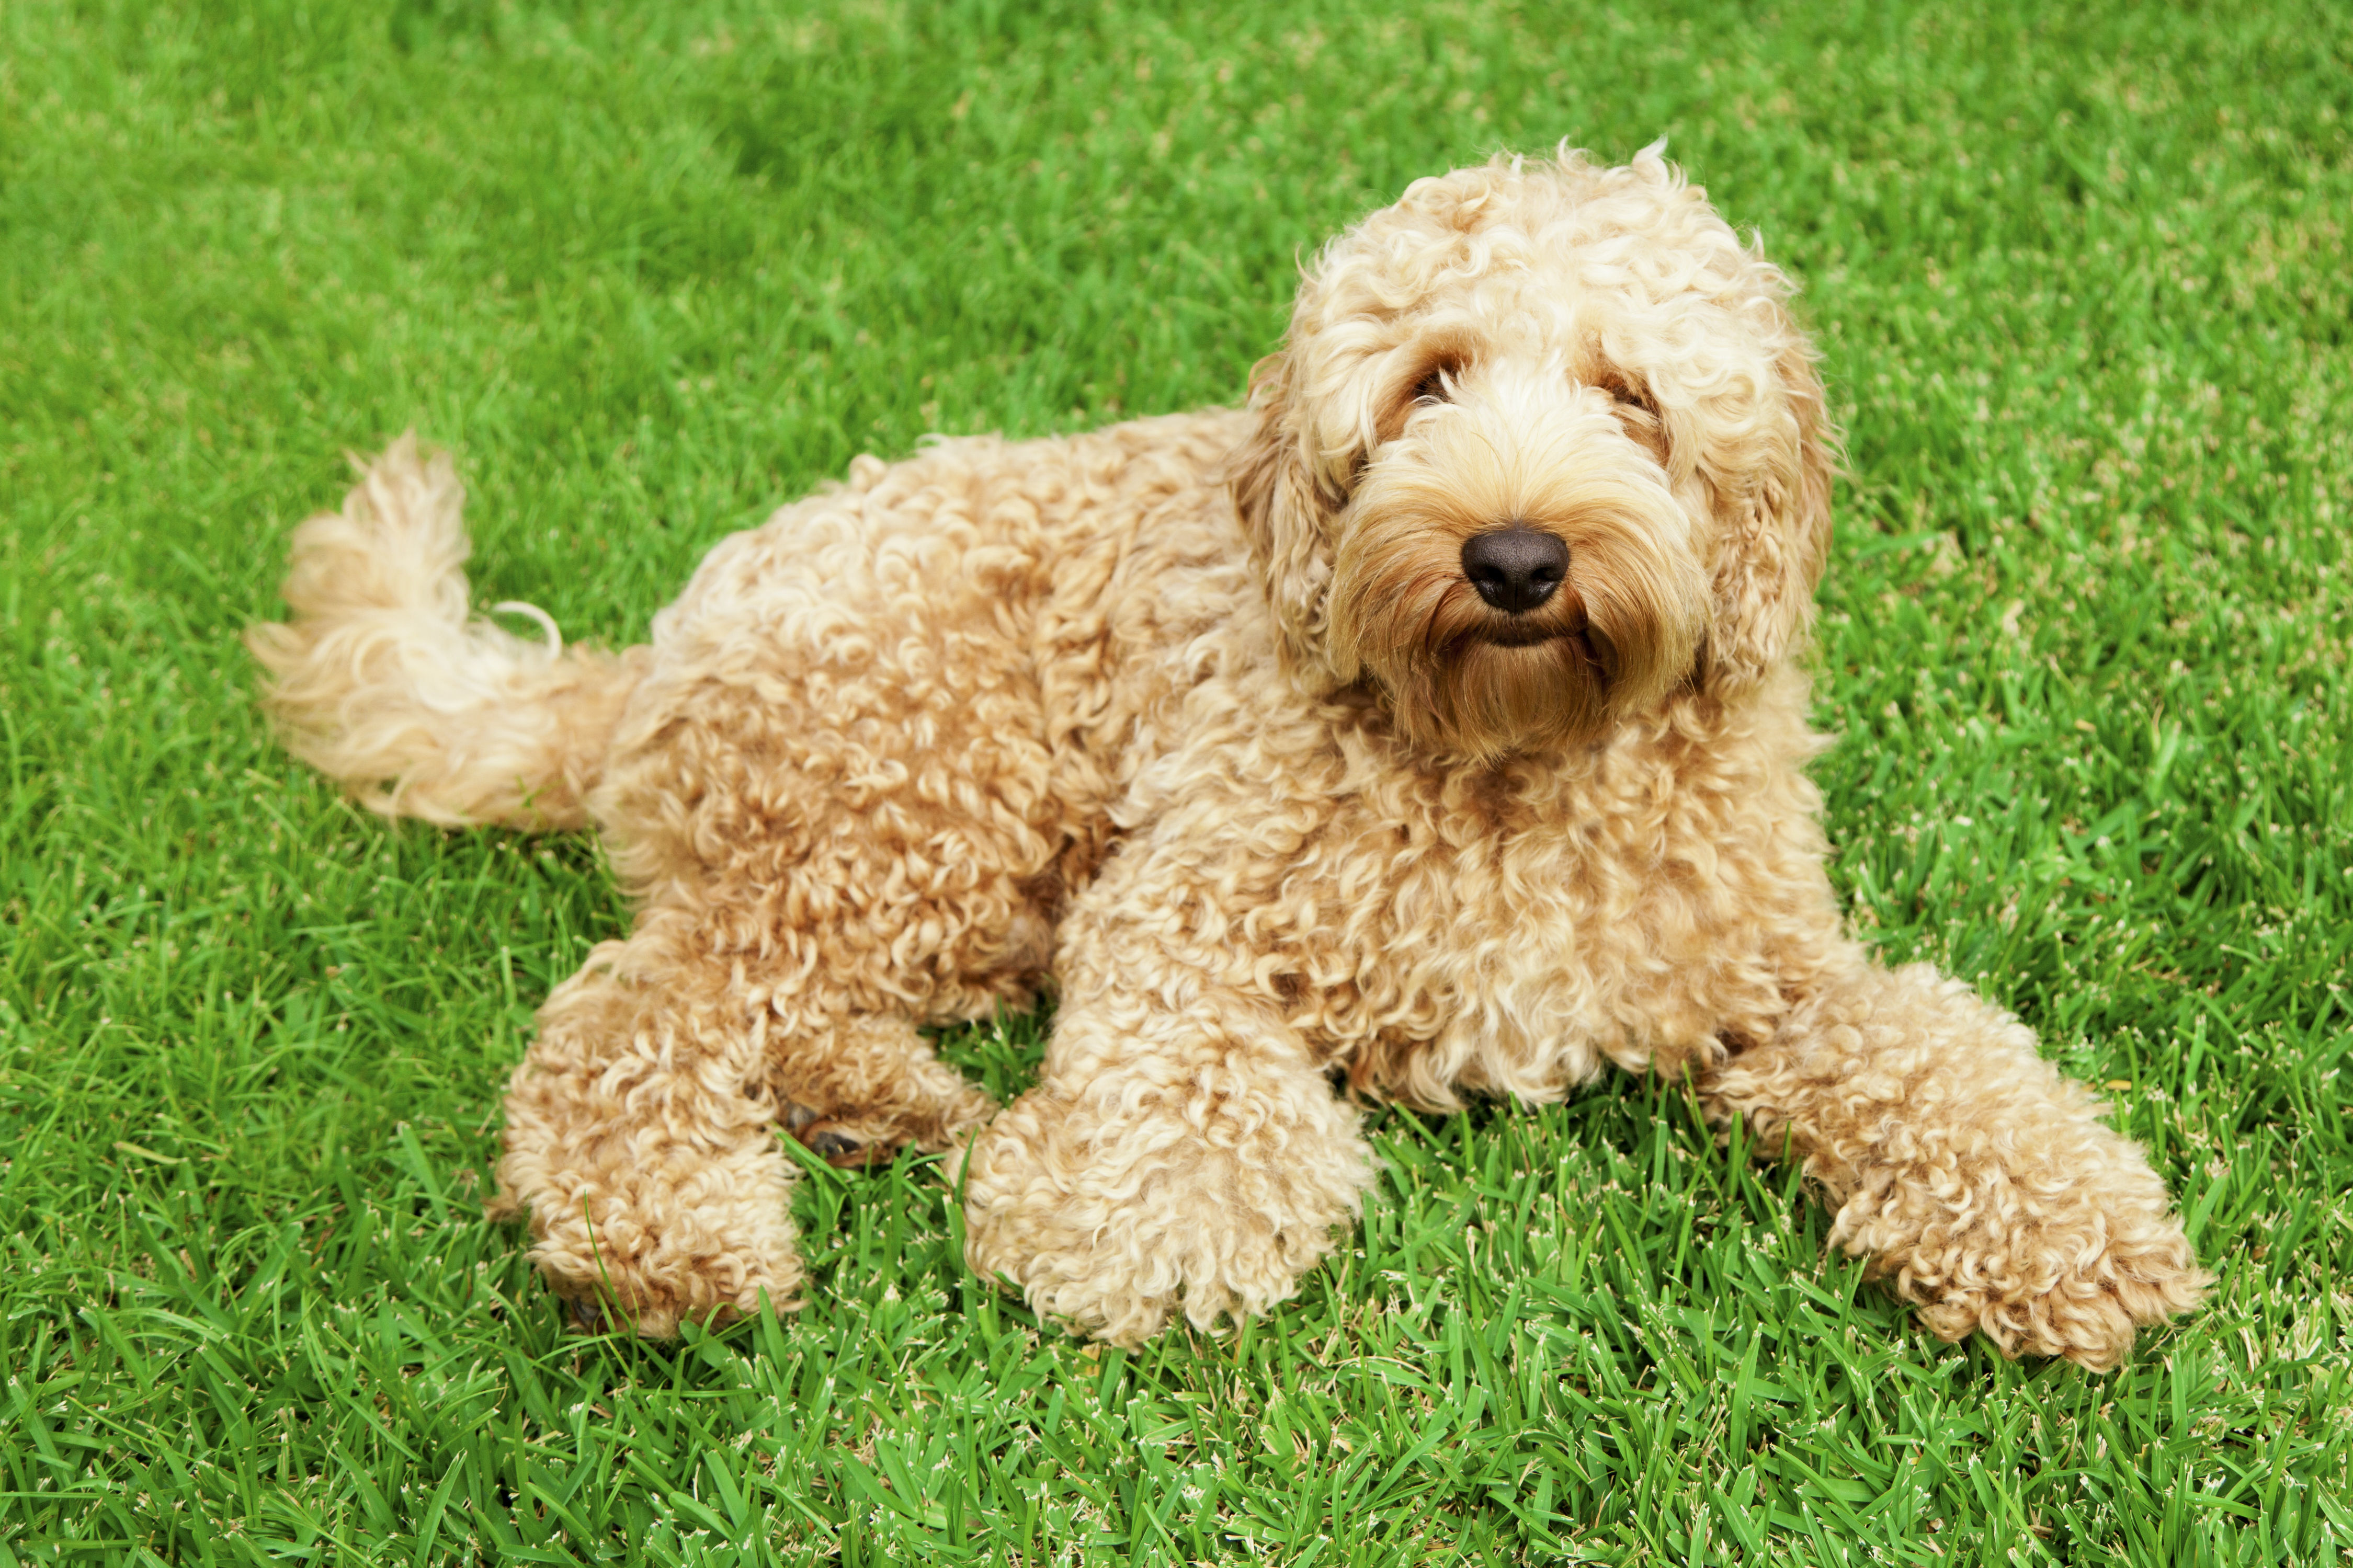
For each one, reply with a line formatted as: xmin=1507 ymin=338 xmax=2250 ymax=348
xmin=1232 ymin=146 xmax=1835 ymax=762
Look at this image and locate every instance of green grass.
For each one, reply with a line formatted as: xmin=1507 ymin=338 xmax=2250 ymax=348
xmin=3 ymin=0 xmax=2349 ymax=1561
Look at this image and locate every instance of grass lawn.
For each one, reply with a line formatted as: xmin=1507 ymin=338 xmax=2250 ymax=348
xmin=4 ymin=0 xmax=2350 ymax=1561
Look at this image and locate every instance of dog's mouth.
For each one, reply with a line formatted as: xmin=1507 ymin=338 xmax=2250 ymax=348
xmin=1463 ymin=614 xmax=1615 ymax=681
xmin=1475 ymin=619 xmax=1564 ymax=648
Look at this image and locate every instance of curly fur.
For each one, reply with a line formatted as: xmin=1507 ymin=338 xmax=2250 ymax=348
xmin=249 ymin=144 xmax=2206 ymax=1367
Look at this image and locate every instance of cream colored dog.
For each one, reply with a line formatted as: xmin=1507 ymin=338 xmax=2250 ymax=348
xmin=251 ymin=145 xmax=2208 ymax=1369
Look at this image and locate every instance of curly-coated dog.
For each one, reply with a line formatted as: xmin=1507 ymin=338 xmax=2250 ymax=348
xmin=250 ymin=145 xmax=2208 ymax=1369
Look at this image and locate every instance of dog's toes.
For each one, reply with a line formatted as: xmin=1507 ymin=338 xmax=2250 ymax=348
xmin=808 ymin=1129 xmax=866 ymax=1163
xmin=785 ymin=1107 xmax=914 ymax=1168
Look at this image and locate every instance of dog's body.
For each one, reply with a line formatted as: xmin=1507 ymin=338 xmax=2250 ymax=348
xmin=253 ymin=148 xmax=2207 ymax=1368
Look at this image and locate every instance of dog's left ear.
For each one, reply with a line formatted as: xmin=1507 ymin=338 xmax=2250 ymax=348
xmin=1229 ymin=350 xmax=1347 ymax=684
xmin=1702 ymin=331 xmax=1836 ymax=690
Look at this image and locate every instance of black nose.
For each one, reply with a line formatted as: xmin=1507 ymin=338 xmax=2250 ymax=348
xmin=1460 ymin=528 xmax=1568 ymax=614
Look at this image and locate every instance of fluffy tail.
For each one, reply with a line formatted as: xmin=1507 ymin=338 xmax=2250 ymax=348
xmin=246 ymin=434 xmax=648 ymax=831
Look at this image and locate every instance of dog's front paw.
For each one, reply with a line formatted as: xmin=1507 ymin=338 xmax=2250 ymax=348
xmin=960 ymin=1086 xmax=1371 ymax=1345
xmin=1836 ymin=1165 xmax=2211 ymax=1372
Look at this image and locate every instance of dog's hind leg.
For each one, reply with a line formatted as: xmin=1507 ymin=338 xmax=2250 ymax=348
xmin=491 ymin=905 xmax=806 ymax=1336
xmin=1700 ymin=959 xmax=2210 ymax=1370
xmin=493 ymin=652 xmax=1049 ymax=1328
xmin=492 ymin=898 xmax=1000 ymax=1334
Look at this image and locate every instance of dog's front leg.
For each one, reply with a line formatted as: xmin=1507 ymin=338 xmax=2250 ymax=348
xmin=1700 ymin=959 xmax=2209 ymax=1370
xmin=962 ymin=992 xmax=1371 ymax=1344
xmin=960 ymin=861 xmax=1374 ymax=1343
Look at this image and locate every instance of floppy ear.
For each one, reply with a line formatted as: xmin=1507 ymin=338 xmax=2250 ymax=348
xmin=1228 ymin=350 xmax=1346 ymax=685
xmin=1702 ymin=336 xmax=1837 ymax=690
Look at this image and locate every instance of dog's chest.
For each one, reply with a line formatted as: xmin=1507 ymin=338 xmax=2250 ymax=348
xmin=1268 ymin=743 xmax=1812 ymax=1104
xmin=1320 ymin=807 xmax=1680 ymax=1101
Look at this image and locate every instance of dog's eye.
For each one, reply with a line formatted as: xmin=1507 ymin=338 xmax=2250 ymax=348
xmin=1601 ymin=377 xmax=1657 ymax=418
xmin=1601 ymin=377 xmax=1667 ymax=459
xmin=1412 ymin=367 xmax=1453 ymax=404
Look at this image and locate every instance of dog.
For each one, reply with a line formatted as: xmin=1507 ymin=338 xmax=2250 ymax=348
xmin=249 ymin=144 xmax=2208 ymax=1369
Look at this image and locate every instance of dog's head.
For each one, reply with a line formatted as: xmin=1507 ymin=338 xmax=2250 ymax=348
xmin=1231 ymin=144 xmax=1834 ymax=763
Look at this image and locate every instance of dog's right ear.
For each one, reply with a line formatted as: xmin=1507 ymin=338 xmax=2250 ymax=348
xmin=1698 ymin=330 xmax=1838 ymax=693
xmin=1229 ymin=350 xmax=1346 ymax=685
